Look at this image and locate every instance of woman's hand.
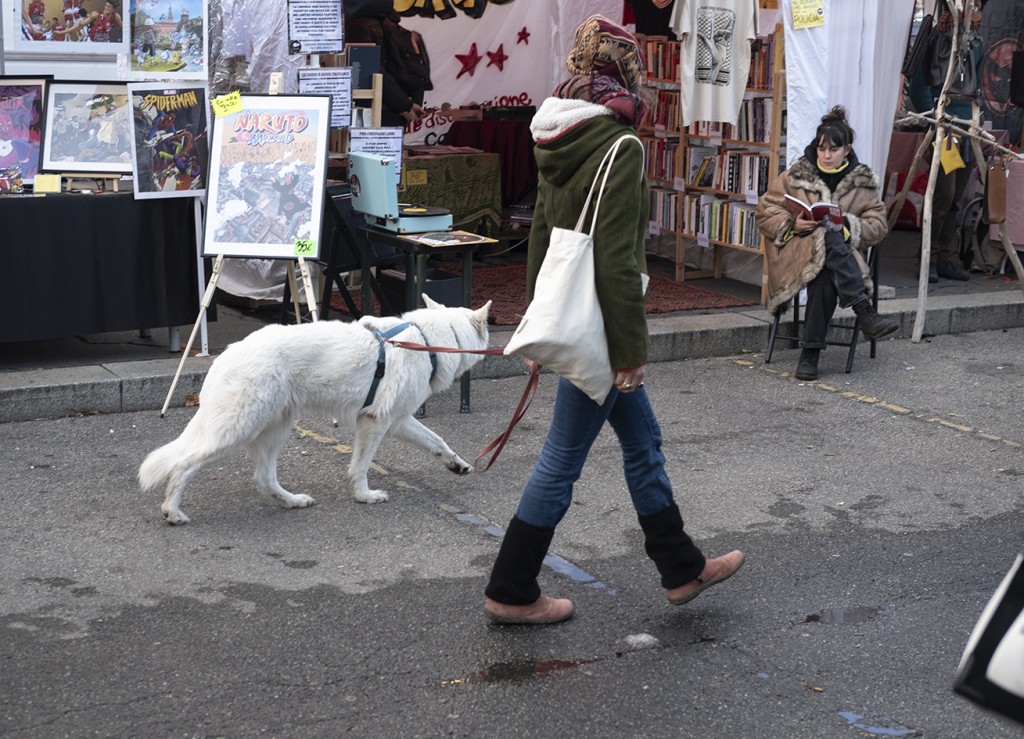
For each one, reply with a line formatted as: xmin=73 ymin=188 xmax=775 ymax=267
xmin=793 ymin=215 xmax=819 ymax=235
xmin=615 ymin=366 xmax=645 ymax=394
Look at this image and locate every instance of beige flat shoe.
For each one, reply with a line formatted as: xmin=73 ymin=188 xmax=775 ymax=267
xmin=666 ymin=550 xmax=745 ymax=605
xmin=484 ymin=595 xmax=574 ymax=624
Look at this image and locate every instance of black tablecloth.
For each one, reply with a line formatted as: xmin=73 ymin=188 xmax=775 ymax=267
xmin=0 ymin=192 xmax=205 ymax=343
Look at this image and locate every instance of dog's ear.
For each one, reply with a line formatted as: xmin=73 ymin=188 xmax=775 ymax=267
xmin=421 ymin=293 xmax=444 ymax=309
xmin=471 ymin=300 xmax=491 ymax=331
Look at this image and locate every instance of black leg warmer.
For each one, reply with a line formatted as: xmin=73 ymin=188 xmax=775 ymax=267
xmin=637 ymin=503 xmax=706 ymax=589
xmin=484 ymin=516 xmax=555 ymax=605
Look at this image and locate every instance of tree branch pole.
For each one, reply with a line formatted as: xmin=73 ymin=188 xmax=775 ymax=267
xmin=896 ymin=111 xmax=1024 ymax=162
xmin=896 ymin=103 xmax=1024 ymax=298
xmin=913 ymin=1 xmax=964 ymax=343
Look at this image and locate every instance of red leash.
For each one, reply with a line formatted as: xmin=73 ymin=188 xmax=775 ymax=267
xmin=386 ymin=339 xmax=539 ymax=472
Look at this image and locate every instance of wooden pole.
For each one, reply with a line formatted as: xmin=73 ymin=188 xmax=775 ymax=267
xmin=913 ymin=1 xmax=965 ymax=343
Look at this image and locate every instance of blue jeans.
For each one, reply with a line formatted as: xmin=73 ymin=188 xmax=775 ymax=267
xmin=515 ymin=377 xmax=676 ymax=529
xmin=802 ymin=230 xmax=869 ymax=349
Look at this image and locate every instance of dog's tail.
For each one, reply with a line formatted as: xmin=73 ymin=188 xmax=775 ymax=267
xmin=138 ymin=438 xmax=186 ymax=493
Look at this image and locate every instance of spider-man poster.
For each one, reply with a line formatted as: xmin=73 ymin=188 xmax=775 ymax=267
xmin=127 ymin=82 xmax=208 ymax=199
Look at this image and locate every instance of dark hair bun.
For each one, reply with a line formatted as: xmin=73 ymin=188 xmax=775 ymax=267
xmin=821 ymin=105 xmax=848 ymax=125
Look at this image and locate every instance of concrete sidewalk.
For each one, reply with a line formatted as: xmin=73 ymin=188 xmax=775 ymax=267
xmin=2 ymin=284 xmax=1022 ymax=424
xmin=2 ymin=227 xmax=1022 ymax=423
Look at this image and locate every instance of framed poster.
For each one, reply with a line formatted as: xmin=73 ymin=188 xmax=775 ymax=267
xmin=41 ymin=81 xmax=133 ymax=174
xmin=0 ymin=76 xmax=50 ymax=184
xmin=13 ymin=0 xmax=130 ymax=54
xmin=127 ymin=0 xmax=208 ymax=81
xmin=127 ymin=82 xmax=208 ymax=199
xmin=203 ymin=94 xmax=331 ymax=259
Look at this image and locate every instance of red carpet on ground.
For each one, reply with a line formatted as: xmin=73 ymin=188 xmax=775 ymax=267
xmin=330 ymin=262 xmax=756 ymax=326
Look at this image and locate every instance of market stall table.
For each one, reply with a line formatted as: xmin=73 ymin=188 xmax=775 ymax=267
xmin=0 ymin=192 xmax=203 ymax=344
xmin=358 ymin=226 xmax=494 ymax=413
xmin=402 ymin=151 xmax=502 ymax=235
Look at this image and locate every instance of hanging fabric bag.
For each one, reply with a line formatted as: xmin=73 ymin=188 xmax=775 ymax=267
xmin=503 ymin=134 xmax=644 ymax=404
xmin=986 ymin=154 xmax=1007 ymax=225
xmin=902 ymin=13 xmax=934 ymax=79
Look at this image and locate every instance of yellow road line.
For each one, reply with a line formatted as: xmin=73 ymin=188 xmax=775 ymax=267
xmin=735 ymin=358 xmax=1022 ymax=448
xmin=294 ymin=423 xmax=389 ymax=475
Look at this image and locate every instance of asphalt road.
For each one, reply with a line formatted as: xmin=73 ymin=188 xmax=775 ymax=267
xmin=1 ymin=329 xmax=1022 ymax=738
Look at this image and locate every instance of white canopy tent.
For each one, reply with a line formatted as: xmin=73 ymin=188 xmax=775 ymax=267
xmin=782 ymin=0 xmax=914 ymax=181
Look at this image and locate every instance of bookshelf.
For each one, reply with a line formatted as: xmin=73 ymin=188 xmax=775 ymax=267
xmin=672 ymin=25 xmax=786 ymax=303
xmin=637 ymin=35 xmax=684 ymax=246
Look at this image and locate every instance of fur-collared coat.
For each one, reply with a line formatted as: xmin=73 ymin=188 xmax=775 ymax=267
xmin=755 ymin=156 xmax=888 ymax=315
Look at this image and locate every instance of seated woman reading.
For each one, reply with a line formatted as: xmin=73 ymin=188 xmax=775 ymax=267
xmin=755 ymin=106 xmax=898 ymax=381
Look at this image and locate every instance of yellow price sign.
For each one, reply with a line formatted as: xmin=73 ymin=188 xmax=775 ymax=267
xmin=33 ymin=174 xmax=61 ymax=193
xmin=293 ymin=239 xmax=317 ymax=256
xmin=791 ymin=0 xmax=825 ymax=29
xmin=211 ymin=90 xmax=243 ymax=118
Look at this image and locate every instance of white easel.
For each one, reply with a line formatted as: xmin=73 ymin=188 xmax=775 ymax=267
xmin=160 ymin=81 xmax=325 ymax=416
xmin=272 ymin=70 xmax=321 ymax=326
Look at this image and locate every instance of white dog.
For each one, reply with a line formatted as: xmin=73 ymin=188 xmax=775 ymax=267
xmin=139 ymin=296 xmax=491 ymax=524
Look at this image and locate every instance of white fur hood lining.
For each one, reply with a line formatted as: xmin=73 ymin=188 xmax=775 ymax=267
xmin=529 ymin=98 xmax=612 ymax=142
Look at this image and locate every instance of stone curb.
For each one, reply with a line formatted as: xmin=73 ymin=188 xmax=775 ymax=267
xmin=1 ymin=293 xmax=1021 ymax=424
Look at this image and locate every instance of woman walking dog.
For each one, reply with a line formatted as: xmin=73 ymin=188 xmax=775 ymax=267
xmin=483 ymin=15 xmax=745 ymax=625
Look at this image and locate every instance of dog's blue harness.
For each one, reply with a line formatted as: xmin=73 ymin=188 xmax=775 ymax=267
xmin=362 ymin=322 xmax=437 ymax=408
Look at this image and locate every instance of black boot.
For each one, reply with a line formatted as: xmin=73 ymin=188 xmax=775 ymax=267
xmin=852 ymin=299 xmax=898 ymax=340
xmin=637 ymin=503 xmax=705 ymax=589
xmin=795 ymin=349 xmax=820 ymax=381
xmin=485 ymin=517 xmax=555 ymax=605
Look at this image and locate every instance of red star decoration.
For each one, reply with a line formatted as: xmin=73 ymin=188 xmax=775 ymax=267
xmin=486 ymin=44 xmax=508 ymax=72
xmin=455 ymin=43 xmax=483 ymax=79
xmin=516 ymin=26 xmax=530 ymax=45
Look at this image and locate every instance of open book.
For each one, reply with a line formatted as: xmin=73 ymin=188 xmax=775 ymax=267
xmin=784 ymin=194 xmax=843 ymax=228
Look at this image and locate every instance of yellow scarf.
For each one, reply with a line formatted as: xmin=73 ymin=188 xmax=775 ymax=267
xmin=818 ymin=159 xmax=849 ymax=175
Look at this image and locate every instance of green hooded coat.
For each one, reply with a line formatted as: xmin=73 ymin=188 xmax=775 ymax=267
xmin=527 ymin=103 xmax=650 ymax=371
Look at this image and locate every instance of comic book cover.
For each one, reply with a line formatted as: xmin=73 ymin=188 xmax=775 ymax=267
xmin=203 ymin=94 xmax=331 ymax=259
xmin=128 ymin=0 xmax=207 ymax=80
xmin=127 ymin=83 xmax=208 ymax=198
xmin=42 ymin=82 xmax=133 ymax=174
xmin=0 ymin=78 xmax=49 ymax=185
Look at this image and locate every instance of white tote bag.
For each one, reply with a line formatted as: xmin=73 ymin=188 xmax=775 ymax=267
xmin=504 ymin=134 xmax=643 ymax=404
xmin=953 ymin=553 xmax=1024 ymax=725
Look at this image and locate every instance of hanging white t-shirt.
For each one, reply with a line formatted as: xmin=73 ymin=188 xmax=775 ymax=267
xmin=670 ymin=0 xmax=758 ymax=126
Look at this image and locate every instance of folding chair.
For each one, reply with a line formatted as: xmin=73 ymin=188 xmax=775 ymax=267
xmin=764 ymin=246 xmax=879 ymax=373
